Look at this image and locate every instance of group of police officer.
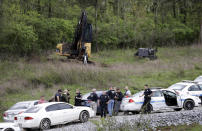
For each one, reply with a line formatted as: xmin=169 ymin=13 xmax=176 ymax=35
xmin=53 ymin=84 xmax=152 ymax=117
xmin=87 ymin=84 xmax=152 ymax=117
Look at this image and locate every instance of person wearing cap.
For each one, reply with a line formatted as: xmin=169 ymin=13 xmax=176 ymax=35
xmin=140 ymin=84 xmax=152 ymax=113
xmin=55 ymin=89 xmax=62 ymax=102
xmin=75 ymin=89 xmax=82 ymax=106
xmin=124 ymin=86 xmax=131 ymax=98
xmin=87 ymin=88 xmax=98 ymax=116
xmin=114 ymin=88 xmax=123 ymax=115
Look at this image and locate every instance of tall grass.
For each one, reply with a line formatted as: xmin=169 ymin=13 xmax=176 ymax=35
xmin=0 ymin=45 xmax=202 ymax=121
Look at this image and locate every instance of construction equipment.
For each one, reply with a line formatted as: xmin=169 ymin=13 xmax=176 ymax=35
xmin=135 ymin=48 xmax=157 ymax=60
xmin=56 ymin=11 xmax=92 ymax=64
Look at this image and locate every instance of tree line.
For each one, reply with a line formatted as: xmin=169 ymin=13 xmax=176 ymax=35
xmin=0 ymin=0 xmax=201 ymax=56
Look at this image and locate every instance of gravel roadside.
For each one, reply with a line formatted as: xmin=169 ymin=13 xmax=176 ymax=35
xmin=48 ymin=107 xmax=202 ymax=131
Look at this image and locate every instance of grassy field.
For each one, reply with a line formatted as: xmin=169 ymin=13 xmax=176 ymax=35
xmin=0 ymin=44 xmax=202 ymax=122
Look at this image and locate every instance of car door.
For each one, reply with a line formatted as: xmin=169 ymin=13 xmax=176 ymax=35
xmin=162 ymin=90 xmax=182 ymax=107
xmin=45 ymin=104 xmax=64 ymax=125
xmin=187 ymin=85 xmax=202 ymax=97
xmin=151 ymin=90 xmax=167 ymax=110
xmin=58 ymin=103 xmax=78 ymax=123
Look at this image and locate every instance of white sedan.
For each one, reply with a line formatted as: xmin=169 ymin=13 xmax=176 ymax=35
xmin=0 ymin=122 xmax=20 ymax=131
xmin=14 ymin=102 xmax=94 ymax=130
xmin=120 ymin=88 xmax=201 ymax=114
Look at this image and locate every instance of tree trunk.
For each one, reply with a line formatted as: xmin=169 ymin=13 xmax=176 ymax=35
xmin=200 ymin=21 xmax=202 ymax=44
xmin=48 ymin=0 xmax=52 ymax=18
xmin=37 ymin=0 xmax=41 ymax=13
xmin=95 ymin=0 xmax=98 ymax=52
xmin=173 ymin=0 xmax=176 ymax=18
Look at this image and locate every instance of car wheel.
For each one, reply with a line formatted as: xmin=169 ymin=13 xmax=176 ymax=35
xmin=174 ymin=108 xmax=182 ymax=111
xmin=131 ymin=111 xmax=139 ymax=115
xmin=79 ymin=111 xmax=89 ymax=123
xmin=4 ymin=128 xmax=14 ymax=131
xmin=40 ymin=118 xmax=51 ymax=130
xmin=183 ymin=100 xmax=194 ymax=110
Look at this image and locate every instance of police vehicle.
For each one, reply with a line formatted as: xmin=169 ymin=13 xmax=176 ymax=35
xmin=120 ymin=88 xmax=201 ymax=114
xmin=194 ymin=75 xmax=202 ymax=82
xmin=168 ymin=80 xmax=202 ymax=101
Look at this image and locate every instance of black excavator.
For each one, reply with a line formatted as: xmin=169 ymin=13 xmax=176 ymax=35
xmin=56 ymin=11 xmax=92 ymax=64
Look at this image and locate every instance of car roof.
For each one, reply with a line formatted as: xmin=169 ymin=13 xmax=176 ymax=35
xmin=35 ymin=102 xmax=70 ymax=108
xmin=16 ymin=100 xmax=38 ymax=104
xmin=174 ymin=81 xmax=196 ymax=86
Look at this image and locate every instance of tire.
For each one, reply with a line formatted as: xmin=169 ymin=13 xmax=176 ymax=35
xmin=183 ymin=100 xmax=195 ymax=110
xmin=174 ymin=108 xmax=182 ymax=111
xmin=79 ymin=111 xmax=89 ymax=123
xmin=4 ymin=128 xmax=14 ymax=131
xmin=123 ymin=111 xmax=129 ymax=115
xmin=40 ymin=118 xmax=51 ymax=130
xmin=131 ymin=111 xmax=139 ymax=115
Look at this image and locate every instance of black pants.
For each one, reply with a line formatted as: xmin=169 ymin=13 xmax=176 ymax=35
xmin=100 ymin=104 xmax=107 ymax=118
xmin=142 ymin=97 xmax=151 ymax=112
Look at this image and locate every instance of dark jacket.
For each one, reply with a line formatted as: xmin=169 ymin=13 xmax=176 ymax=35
xmin=99 ymin=94 xmax=109 ymax=106
xmin=75 ymin=93 xmax=82 ymax=106
xmin=87 ymin=92 xmax=98 ymax=102
xmin=55 ymin=92 xmax=62 ymax=102
xmin=115 ymin=92 xmax=123 ymax=101
xmin=107 ymin=90 xmax=116 ymax=100
xmin=144 ymin=88 xmax=152 ymax=98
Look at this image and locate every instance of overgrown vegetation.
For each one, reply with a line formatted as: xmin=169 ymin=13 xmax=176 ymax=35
xmin=0 ymin=45 xmax=202 ymax=121
xmin=0 ymin=0 xmax=201 ymax=55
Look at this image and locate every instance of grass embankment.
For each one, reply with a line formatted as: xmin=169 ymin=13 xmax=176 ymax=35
xmin=0 ymin=45 xmax=202 ymax=122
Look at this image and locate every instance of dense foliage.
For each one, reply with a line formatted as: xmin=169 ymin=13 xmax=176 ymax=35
xmin=0 ymin=0 xmax=201 ymax=55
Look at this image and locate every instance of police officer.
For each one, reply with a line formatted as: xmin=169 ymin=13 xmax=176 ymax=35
xmin=99 ymin=91 xmax=109 ymax=118
xmin=114 ymin=88 xmax=123 ymax=115
xmin=87 ymin=89 xmax=98 ymax=116
xmin=140 ymin=84 xmax=152 ymax=113
xmin=75 ymin=89 xmax=82 ymax=106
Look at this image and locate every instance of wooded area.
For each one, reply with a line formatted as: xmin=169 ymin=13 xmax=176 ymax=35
xmin=0 ymin=0 xmax=201 ymax=56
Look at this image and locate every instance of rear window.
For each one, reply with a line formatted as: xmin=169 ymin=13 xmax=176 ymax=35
xmin=168 ymin=84 xmax=186 ymax=91
xmin=194 ymin=77 xmax=202 ymax=82
xmin=25 ymin=107 xmax=41 ymax=113
xmin=133 ymin=91 xmax=143 ymax=97
xmin=9 ymin=102 xmax=31 ymax=110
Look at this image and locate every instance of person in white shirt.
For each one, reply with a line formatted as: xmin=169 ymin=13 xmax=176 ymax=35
xmin=124 ymin=86 xmax=131 ymax=97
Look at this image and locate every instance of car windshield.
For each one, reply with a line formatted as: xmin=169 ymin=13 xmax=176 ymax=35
xmin=9 ymin=102 xmax=31 ymax=110
xmin=25 ymin=107 xmax=41 ymax=113
xmin=168 ymin=84 xmax=186 ymax=90
xmin=194 ymin=76 xmax=202 ymax=82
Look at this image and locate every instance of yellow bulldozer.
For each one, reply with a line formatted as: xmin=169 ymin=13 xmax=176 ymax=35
xmin=56 ymin=11 xmax=92 ymax=64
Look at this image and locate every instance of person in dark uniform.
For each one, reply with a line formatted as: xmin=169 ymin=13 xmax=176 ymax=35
xmin=55 ymin=89 xmax=62 ymax=102
xmin=114 ymin=88 xmax=123 ymax=115
xmin=99 ymin=91 xmax=109 ymax=118
xmin=140 ymin=84 xmax=152 ymax=113
xmin=87 ymin=89 xmax=98 ymax=116
xmin=75 ymin=89 xmax=82 ymax=106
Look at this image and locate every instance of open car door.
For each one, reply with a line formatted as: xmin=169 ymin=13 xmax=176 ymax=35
xmin=162 ymin=90 xmax=182 ymax=107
